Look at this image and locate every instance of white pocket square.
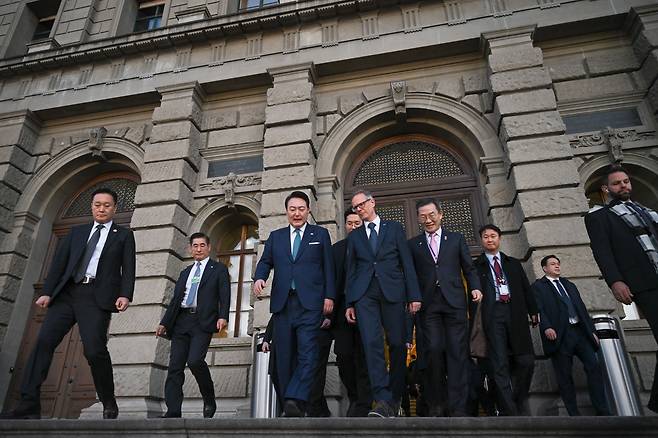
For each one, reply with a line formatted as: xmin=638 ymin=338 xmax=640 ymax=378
xmin=309 ymin=241 xmax=320 ymax=245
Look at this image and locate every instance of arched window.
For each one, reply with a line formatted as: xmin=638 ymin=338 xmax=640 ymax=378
xmin=345 ymin=134 xmax=484 ymax=251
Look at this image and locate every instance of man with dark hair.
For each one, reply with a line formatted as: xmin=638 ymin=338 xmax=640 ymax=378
xmin=156 ymin=232 xmax=230 ymax=418
xmin=345 ymin=189 xmax=422 ymax=417
xmin=407 ymin=198 xmax=482 ymax=417
xmin=1 ymin=188 xmax=135 ymax=420
xmin=309 ymin=210 xmax=371 ymax=417
xmin=532 ymin=255 xmax=610 ymax=416
xmin=473 ymin=224 xmax=539 ymax=416
xmin=585 ymin=164 xmax=658 ymax=413
xmin=253 ymin=191 xmax=335 ymax=417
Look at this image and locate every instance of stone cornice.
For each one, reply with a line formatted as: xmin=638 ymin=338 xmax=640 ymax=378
xmin=0 ymin=0 xmax=412 ymax=77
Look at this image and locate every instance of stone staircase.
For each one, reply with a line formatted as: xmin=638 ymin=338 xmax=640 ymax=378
xmin=1 ymin=417 xmax=657 ymax=437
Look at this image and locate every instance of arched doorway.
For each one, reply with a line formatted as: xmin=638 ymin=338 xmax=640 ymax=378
xmin=5 ymin=172 xmax=138 ymax=418
xmin=344 ymin=134 xmax=485 ymax=253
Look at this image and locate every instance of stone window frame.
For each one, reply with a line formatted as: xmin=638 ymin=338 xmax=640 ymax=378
xmin=1 ymin=0 xmax=66 ymax=58
xmin=112 ymin=0 xmax=172 ymax=37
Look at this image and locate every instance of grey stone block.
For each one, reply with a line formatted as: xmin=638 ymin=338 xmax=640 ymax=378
xmin=238 ymin=104 xmax=266 ymax=127
xmin=134 ymin=226 xmax=188 ymax=256
xmin=202 ymin=110 xmax=238 ymax=131
xmin=263 ymin=123 xmax=314 ymax=148
xmin=212 ymin=366 xmax=249 ymax=398
xmin=258 ymin=215 xmax=290 ymax=241
xmin=0 ymin=253 xmax=26 ymax=278
xmin=265 ymin=100 xmax=314 ymax=126
xmin=152 ymin=100 xmax=202 ymax=128
xmin=212 ymin=348 xmax=252 ymax=366
xmin=261 ymin=165 xmax=315 ymax=192
xmin=339 ymin=94 xmax=365 ymax=116
xmin=462 ymin=71 xmax=488 ymax=94
xmin=324 ymin=114 xmax=342 ymax=134
xmin=639 ymin=49 xmax=658 ymax=85
xmin=0 ymin=145 xmax=34 ymax=173
xmin=506 ymin=135 xmax=573 ymax=164
xmin=553 ymin=74 xmax=636 ymax=102
xmin=511 ymin=160 xmax=580 ymax=191
xmin=0 ymin=163 xmax=29 ymax=192
xmin=485 ymin=181 xmax=516 ymax=208
xmin=150 ymin=121 xmax=201 ymax=144
xmin=546 ymin=57 xmax=587 ymax=82
xmin=501 ymin=111 xmax=565 ymax=140
xmin=262 ymin=142 xmax=315 ymax=169
xmin=316 ymin=93 xmax=338 ymax=115
xmin=491 ymin=67 xmax=552 ymax=94
xmin=113 ymin=365 xmax=167 ymax=397
xmin=143 ymin=139 xmax=201 ymax=171
xmin=436 ymin=77 xmax=464 ymax=100
xmin=124 ymin=125 xmax=148 ymax=145
xmin=518 ymin=187 xmax=588 ymax=219
xmin=0 ymin=274 xmax=21 ymax=301
xmin=490 ymin=203 xmax=524 ymax=232
xmin=586 ymin=47 xmax=640 ymax=76
xmin=131 ymin=277 xmax=176 ymax=306
xmin=407 ymin=78 xmax=435 ymax=93
xmin=0 ymin=298 xmax=12 ymax=325
xmin=361 ymin=84 xmax=389 ymax=101
xmin=523 ymin=216 xmax=591 ymax=248
xmin=489 ymin=46 xmax=543 ymax=73
xmin=266 ymin=82 xmax=313 ymax=105
xmin=461 ymin=94 xmax=482 ymax=113
xmin=109 ymin=304 xmax=165 ymax=335
xmin=141 ymin=160 xmax=197 ymax=189
xmin=136 ymin=251 xmax=185 ymax=280
xmin=252 ymin=297 xmax=271 ymax=329
xmin=495 ymin=88 xmax=556 ymax=116
xmin=569 ymin=277 xmax=617 ymax=312
xmin=108 ymin=334 xmax=169 ymax=365
xmin=208 ymin=125 xmax=264 ymax=148
xmin=131 ymin=204 xmax=191 ymax=231
xmin=134 ymin=180 xmax=193 ymax=211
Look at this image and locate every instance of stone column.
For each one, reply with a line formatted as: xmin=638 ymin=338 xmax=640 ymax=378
xmin=0 ymin=110 xmax=41 ymax=406
xmin=255 ymin=63 xmax=319 ymax=331
xmin=99 ymin=82 xmax=202 ymax=418
xmin=630 ymin=4 xmax=658 ymax=115
xmin=482 ymin=27 xmax=615 ymax=313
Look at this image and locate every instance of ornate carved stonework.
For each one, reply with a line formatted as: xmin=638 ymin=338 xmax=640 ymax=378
xmin=89 ymin=127 xmax=108 ymax=160
xmin=569 ymin=128 xmax=655 ymax=150
xmin=198 ymin=172 xmax=261 ymax=200
xmin=390 ymin=80 xmax=407 ymax=122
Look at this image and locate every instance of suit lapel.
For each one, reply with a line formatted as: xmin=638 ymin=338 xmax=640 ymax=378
xmin=435 ymin=231 xmax=448 ymax=265
xmin=375 ymin=221 xmax=388 ymax=255
xmin=477 ymin=254 xmax=495 ymax=289
xmin=415 ymin=234 xmax=435 ymax=265
xmin=295 ymin=225 xmax=314 ymax=261
xmin=355 ymin=225 xmax=372 ymax=256
xmin=98 ymin=223 xmax=120 ymax=261
xmin=72 ymin=223 xmax=94 ymax=264
xmin=283 ymin=227 xmax=293 ymax=262
xmin=198 ymin=259 xmax=215 ymax=291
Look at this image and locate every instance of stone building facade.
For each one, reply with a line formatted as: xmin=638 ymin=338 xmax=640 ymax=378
xmin=0 ymin=0 xmax=656 ymax=418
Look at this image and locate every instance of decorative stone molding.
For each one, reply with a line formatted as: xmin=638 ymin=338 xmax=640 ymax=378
xmin=400 ymin=3 xmax=421 ymax=33
xmin=361 ymin=12 xmax=379 ymax=40
xmin=569 ymin=128 xmax=656 ymax=149
xmin=209 ymin=41 xmax=226 ymax=66
xmin=321 ymin=20 xmax=339 ymax=47
xmin=175 ymin=6 xmax=211 ymax=24
xmin=88 ymin=127 xmax=108 ymax=160
xmin=245 ymin=33 xmax=263 ymax=60
xmin=537 ymin=0 xmax=560 ymax=9
xmin=198 ymin=172 xmax=262 ymax=198
xmin=26 ymin=38 xmax=60 ymax=54
xmin=390 ymin=80 xmax=407 ymax=122
xmin=445 ymin=1 xmax=466 ymax=25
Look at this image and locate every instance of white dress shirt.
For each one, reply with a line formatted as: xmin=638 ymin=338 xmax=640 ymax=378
xmin=84 ymin=220 xmax=113 ymax=278
xmin=425 ymin=227 xmax=443 ymax=261
xmin=289 ymin=223 xmax=307 ymax=253
xmin=364 ymin=215 xmax=381 ymax=238
xmin=485 ymin=252 xmax=510 ymax=301
xmin=181 ymin=257 xmax=210 ymax=308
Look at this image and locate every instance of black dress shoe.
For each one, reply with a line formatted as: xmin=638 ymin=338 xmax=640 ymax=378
xmin=282 ymin=399 xmax=304 ymax=417
xmin=368 ymin=400 xmax=397 ymax=418
xmin=103 ymin=398 xmax=119 ymax=419
xmin=160 ymin=411 xmax=182 ymax=418
xmin=203 ymin=399 xmax=216 ymax=418
xmin=0 ymin=404 xmax=41 ymax=420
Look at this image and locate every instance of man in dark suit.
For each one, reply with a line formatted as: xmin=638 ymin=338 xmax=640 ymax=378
xmin=473 ymin=224 xmax=539 ymax=416
xmin=1 ymin=188 xmax=135 ymax=420
xmin=253 ymin=191 xmax=335 ymax=417
xmin=156 ymin=232 xmax=230 ymax=418
xmin=318 ymin=210 xmax=371 ymax=417
xmin=345 ymin=189 xmax=422 ymax=417
xmin=532 ymin=255 xmax=610 ymax=416
xmin=408 ymin=198 xmax=482 ymax=417
xmin=585 ymin=164 xmax=658 ymax=413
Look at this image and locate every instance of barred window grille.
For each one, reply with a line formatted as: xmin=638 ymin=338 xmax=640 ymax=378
xmin=352 ymin=141 xmax=464 ymax=187
xmin=377 ymin=204 xmax=407 ymax=231
xmin=63 ymin=178 xmax=137 ymax=218
xmin=440 ymin=197 xmax=477 ymax=244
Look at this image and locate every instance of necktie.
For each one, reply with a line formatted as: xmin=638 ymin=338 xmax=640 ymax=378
xmin=74 ymin=224 xmax=104 ymax=282
xmin=429 ymin=232 xmax=439 ymax=262
xmin=185 ymin=262 xmax=202 ymax=307
xmin=368 ymin=222 xmax=378 ymax=252
xmin=291 ymin=228 xmax=301 ymax=289
xmin=493 ymin=255 xmax=509 ymax=303
xmin=553 ymin=279 xmax=578 ymax=321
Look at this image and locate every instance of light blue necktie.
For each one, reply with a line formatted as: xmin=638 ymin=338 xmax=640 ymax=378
xmin=291 ymin=228 xmax=301 ymax=289
xmin=185 ymin=262 xmax=202 ymax=307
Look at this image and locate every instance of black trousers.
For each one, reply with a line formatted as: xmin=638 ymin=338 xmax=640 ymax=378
xmin=551 ymin=323 xmax=610 ymax=416
xmin=334 ymin=319 xmax=372 ymax=416
xmin=418 ymin=289 xmax=469 ymax=415
xmin=21 ymin=282 xmax=114 ymax=406
xmin=633 ymin=288 xmax=658 ymax=412
xmin=488 ymin=302 xmax=534 ymax=416
xmin=164 ymin=311 xmax=214 ymax=414
xmin=307 ymin=326 xmax=333 ymax=417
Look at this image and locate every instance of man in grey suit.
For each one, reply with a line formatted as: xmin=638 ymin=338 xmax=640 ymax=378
xmin=408 ymin=198 xmax=482 ymax=417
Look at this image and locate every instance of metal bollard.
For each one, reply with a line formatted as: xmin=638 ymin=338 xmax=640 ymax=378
xmin=250 ymin=331 xmax=278 ymax=418
xmin=592 ymin=314 xmax=643 ymax=416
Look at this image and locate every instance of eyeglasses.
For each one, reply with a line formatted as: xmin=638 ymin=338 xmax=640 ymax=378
xmin=351 ymin=197 xmax=372 ymax=212
xmin=418 ymin=211 xmax=439 ymax=222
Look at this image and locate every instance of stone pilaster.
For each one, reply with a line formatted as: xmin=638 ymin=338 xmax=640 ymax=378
xmin=255 ymin=63 xmax=319 ymax=330
xmin=482 ymin=27 xmax=615 ymax=313
xmin=0 ymin=111 xmax=40 ymax=342
xmin=629 ymin=4 xmax=658 ymax=115
xmin=99 ymin=83 xmax=203 ymax=418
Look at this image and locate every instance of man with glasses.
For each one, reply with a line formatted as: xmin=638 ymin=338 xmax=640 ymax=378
xmin=253 ymin=191 xmax=335 ymax=417
xmin=345 ymin=190 xmax=422 ymax=417
xmin=408 ymin=198 xmax=482 ymax=417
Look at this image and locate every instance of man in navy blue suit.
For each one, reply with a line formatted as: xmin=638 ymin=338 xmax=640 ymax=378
xmin=345 ymin=189 xmax=422 ymax=417
xmin=408 ymin=198 xmax=482 ymax=417
xmin=253 ymin=191 xmax=335 ymax=417
xmin=532 ymin=255 xmax=610 ymax=416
